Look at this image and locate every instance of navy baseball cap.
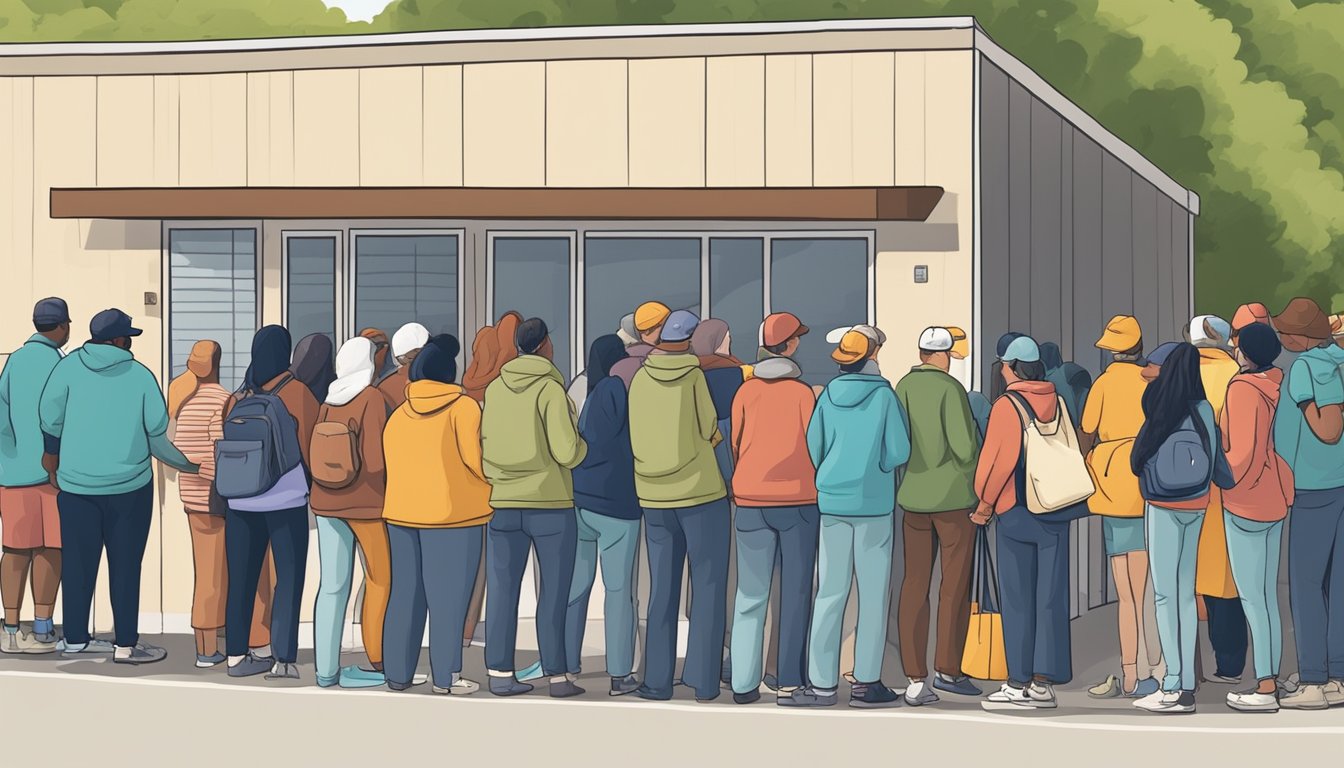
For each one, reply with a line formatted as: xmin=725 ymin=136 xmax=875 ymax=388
xmin=1146 ymin=342 xmax=1181 ymax=367
xmin=90 ymin=309 xmax=143 ymax=342
xmin=33 ymin=297 xmax=70 ymax=326
xmin=661 ymin=310 xmax=700 ymax=343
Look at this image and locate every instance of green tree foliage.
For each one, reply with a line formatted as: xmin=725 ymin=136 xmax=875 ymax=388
xmin=3 ymin=0 xmax=1344 ymax=316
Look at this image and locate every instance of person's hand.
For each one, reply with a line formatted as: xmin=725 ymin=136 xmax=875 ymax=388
xmin=970 ymin=506 xmax=993 ymax=526
xmin=47 ymin=472 xmax=60 ymax=492
xmin=183 ymin=461 xmax=202 ymax=475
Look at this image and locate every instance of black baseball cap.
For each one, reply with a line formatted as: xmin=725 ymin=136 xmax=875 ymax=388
xmin=90 ymin=309 xmax=143 ymax=342
xmin=33 ymin=297 xmax=70 ymax=326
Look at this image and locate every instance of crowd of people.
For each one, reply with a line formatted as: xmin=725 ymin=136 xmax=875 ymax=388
xmin=1 ymin=292 xmax=1343 ymax=716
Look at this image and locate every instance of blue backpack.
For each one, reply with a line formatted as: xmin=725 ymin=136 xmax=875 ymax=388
xmin=215 ymin=375 xmax=304 ymax=500
xmin=1139 ymin=405 xmax=1233 ymax=503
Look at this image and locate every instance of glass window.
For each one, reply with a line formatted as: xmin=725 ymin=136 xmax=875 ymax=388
xmin=583 ymin=237 xmax=701 ymax=368
xmin=770 ymin=238 xmax=869 ymax=384
xmin=286 ymin=236 xmax=336 ymax=349
xmin=493 ymin=237 xmax=573 ymax=383
xmin=354 ymin=233 xmax=458 ymax=339
xmin=709 ymin=238 xmax=764 ymax=363
xmin=169 ymin=229 xmax=257 ymax=392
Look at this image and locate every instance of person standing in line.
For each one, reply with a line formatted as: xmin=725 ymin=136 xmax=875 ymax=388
xmin=290 ymin=333 xmax=337 ymax=405
xmin=628 ymin=310 xmax=731 ymax=703
xmin=892 ymin=327 xmax=983 ymax=706
xmin=309 ymin=336 xmax=393 ymax=689
xmin=1272 ymin=298 xmax=1344 ymax=710
xmin=220 ymin=325 xmax=319 ymax=680
xmin=567 ymin=313 xmax=638 ymax=416
xmin=1220 ymin=323 xmax=1294 ymax=712
xmin=359 ymin=328 xmax=395 ymax=385
xmin=166 ymin=340 xmax=236 ymax=667
xmin=39 ymin=309 xmax=199 ymax=663
xmin=378 ymin=322 xmax=430 ymax=410
xmin=383 ymin=337 xmax=491 ymax=696
xmin=783 ymin=329 xmax=908 ymax=709
xmin=613 ymin=302 xmax=671 ymax=388
xmin=728 ymin=312 xmax=817 ymax=705
xmin=1040 ymin=341 xmax=1093 ymax=430
xmin=0 ymin=298 xmax=69 ymax=654
xmin=481 ymin=318 xmax=588 ymax=698
xmin=1187 ymin=315 xmax=1248 ymax=686
xmin=976 ymin=336 xmax=1074 ymax=712
xmin=565 ymin=335 xmax=643 ymax=697
xmin=1082 ymin=316 xmax=1161 ymax=700
xmin=1129 ymin=342 xmax=1219 ymax=715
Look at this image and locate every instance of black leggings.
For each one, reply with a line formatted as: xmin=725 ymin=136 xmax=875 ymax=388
xmin=224 ymin=506 xmax=309 ymax=661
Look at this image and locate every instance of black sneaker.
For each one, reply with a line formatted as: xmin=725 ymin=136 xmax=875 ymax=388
xmin=850 ymin=680 xmax=904 ymax=709
xmin=777 ymin=685 xmax=839 ymax=708
xmin=733 ymin=689 xmax=761 ymax=705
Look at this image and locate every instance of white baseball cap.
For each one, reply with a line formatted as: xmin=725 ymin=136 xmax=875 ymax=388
xmin=918 ymin=327 xmax=954 ymax=352
xmin=826 ymin=324 xmax=887 ymax=347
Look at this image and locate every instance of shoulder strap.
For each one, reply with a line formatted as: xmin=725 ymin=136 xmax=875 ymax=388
xmin=264 ymin=373 xmax=294 ymax=396
xmin=1004 ymin=391 xmax=1033 ymax=429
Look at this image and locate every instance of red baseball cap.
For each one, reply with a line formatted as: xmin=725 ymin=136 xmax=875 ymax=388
xmin=760 ymin=312 xmax=809 ymax=348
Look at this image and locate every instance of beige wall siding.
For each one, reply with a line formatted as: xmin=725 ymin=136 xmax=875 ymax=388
xmin=178 ymin=74 xmax=248 ymax=187
xmin=705 ymin=56 xmax=765 ymax=187
xmin=1 ymin=77 xmax=35 ymax=340
xmin=546 ymin=60 xmax=627 ymax=187
xmin=422 ymin=65 xmax=463 ymax=186
xmin=360 ymin=67 xmax=425 ymax=186
xmin=246 ymin=72 xmax=295 ymax=186
xmin=96 ymin=76 xmax=157 ymax=187
xmin=894 ymin=52 xmax=928 ymax=185
xmin=812 ymin=52 xmax=895 ymax=186
xmin=294 ymin=69 xmax=360 ymax=185
xmin=463 ymin=62 xmax=545 ymax=186
xmin=628 ymin=58 xmax=706 ymax=187
xmin=764 ymin=55 xmax=813 ymax=186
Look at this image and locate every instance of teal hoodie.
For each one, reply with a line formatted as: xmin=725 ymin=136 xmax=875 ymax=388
xmin=39 ymin=343 xmax=195 ymax=496
xmin=0 ymin=335 xmax=64 ymax=488
xmin=1275 ymin=344 xmax=1344 ymax=490
xmin=807 ymin=366 xmax=911 ymax=516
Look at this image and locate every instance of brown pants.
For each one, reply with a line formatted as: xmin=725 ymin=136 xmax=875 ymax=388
xmin=187 ymin=512 xmax=274 ymax=646
xmin=898 ymin=509 xmax=975 ymax=680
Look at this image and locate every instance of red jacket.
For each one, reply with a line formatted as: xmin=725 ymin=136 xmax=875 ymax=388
xmin=730 ymin=357 xmax=818 ymax=507
xmin=1221 ymin=369 xmax=1294 ymax=522
xmin=975 ymin=380 xmax=1058 ymax=514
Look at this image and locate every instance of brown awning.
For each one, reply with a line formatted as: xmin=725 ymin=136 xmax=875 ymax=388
xmin=50 ymin=186 xmax=944 ymax=222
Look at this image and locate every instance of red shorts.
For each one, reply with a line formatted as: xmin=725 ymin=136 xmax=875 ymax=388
xmin=0 ymin=484 xmax=61 ymax=550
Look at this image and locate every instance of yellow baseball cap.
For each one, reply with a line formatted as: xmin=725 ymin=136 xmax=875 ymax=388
xmin=634 ymin=301 xmax=671 ymax=333
xmin=948 ymin=326 xmax=969 ymax=360
xmin=831 ymin=330 xmax=873 ymax=364
xmin=1096 ymin=315 xmax=1141 ymax=353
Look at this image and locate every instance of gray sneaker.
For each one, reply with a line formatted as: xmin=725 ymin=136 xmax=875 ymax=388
xmin=114 ymin=642 xmax=167 ymax=665
xmin=610 ymin=674 xmax=641 ymax=697
xmin=227 ymin=653 xmax=273 ymax=678
xmin=904 ymin=680 xmax=940 ymax=706
xmin=266 ymin=662 xmax=301 ymax=680
xmin=58 ymin=637 xmax=115 ymax=658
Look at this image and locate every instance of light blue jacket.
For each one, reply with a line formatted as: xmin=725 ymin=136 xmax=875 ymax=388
xmin=1274 ymin=345 xmax=1344 ymax=491
xmin=39 ymin=343 xmax=194 ymax=496
xmin=807 ymin=367 xmax=910 ymax=516
xmin=0 ymin=335 xmax=63 ymax=488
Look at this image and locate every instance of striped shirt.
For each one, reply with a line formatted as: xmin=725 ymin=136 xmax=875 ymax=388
xmin=171 ymin=383 xmax=230 ymax=513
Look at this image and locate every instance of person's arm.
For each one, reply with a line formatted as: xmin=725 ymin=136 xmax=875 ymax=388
xmin=0 ymin=362 xmax=12 ymax=442
xmin=880 ymin=390 xmax=911 ymax=473
xmin=944 ymin=386 xmax=978 ymax=464
xmin=692 ymin=371 xmax=721 ymax=444
xmin=582 ymin=383 xmax=624 ymax=446
xmin=973 ymin=398 xmax=1020 ymax=523
xmin=144 ymin=375 xmax=198 ymax=472
xmin=361 ymin=393 xmax=388 ymax=477
xmin=806 ymin=399 xmax=826 ymax=468
xmin=1079 ymin=379 xmax=1103 ymax=455
xmin=730 ymin=388 xmax=747 ymax=467
xmin=1303 ymin=402 xmax=1344 ymax=445
xmin=541 ymin=382 xmax=587 ymax=470
xmin=453 ymin=399 xmax=491 ymax=485
xmin=199 ymin=396 xmax=225 ymax=482
xmin=1221 ymin=381 xmax=1261 ymax=486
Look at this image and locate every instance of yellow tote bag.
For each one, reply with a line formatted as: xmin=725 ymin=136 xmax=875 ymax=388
xmin=961 ymin=526 xmax=1009 ymax=681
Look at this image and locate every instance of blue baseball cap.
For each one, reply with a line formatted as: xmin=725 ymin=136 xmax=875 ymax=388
xmin=1002 ymin=335 xmax=1040 ymax=364
xmin=661 ymin=310 xmax=700 ymax=343
xmin=33 ymin=297 xmax=70 ymax=326
xmin=1146 ymin=341 xmax=1181 ymax=367
xmin=89 ymin=309 xmax=143 ymax=342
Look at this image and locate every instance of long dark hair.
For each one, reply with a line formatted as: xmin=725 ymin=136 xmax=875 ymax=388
xmin=587 ymin=334 xmax=628 ymax=395
xmin=1131 ymin=343 xmax=1205 ymax=473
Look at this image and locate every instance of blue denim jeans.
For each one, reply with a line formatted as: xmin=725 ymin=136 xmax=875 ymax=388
xmin=1288 ymin=487 xmax=1344 ymax=685
xmin=808 ymin=514 xmax=893 ymax=689
xmin=564 ymin=509 xmax=642 ymax=678
xmin=996 ymin=506 xmax=1072 ymax=687
xmin=486 ymin=508 xmax=578 ymax=678
xmin=1224 ymin=511 xmax=1284 ymax=682
xmin=730 ymin=505 xmax=820 ymax=694
xmin=1146 ymin=503 xmax=1204 ymax=692
xmin=383 ymin=524 xmax=483 ymax=688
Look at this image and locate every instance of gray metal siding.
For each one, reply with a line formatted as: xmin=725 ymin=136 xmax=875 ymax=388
xmin=981 ymin=61 xmax=1012 ymax=392
xmin=1156 ymin=196 xmax=1174 ymax=343
xmin=1101 ymin=153 xmax=1134 ymax=335
xmin=1072 ymin=131 xmax=1104 ymax=373
xmin=1008 ymin=79 xmax=1033 ymax=333
xmin=1030 ymin=99 xmax=1063 ymax=346
xmin=1131 ymin=178 xmax=1159 ymax=346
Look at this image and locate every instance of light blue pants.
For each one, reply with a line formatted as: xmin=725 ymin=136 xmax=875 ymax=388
xmin=1146 ymin=503 xmax=1204 ymax=693
xmin=314 ymin=516 xmax=357 ymax=685
xmin=807 ymin=514 xmax=893 ymax=689
xmin=1224 ymin=511 xmax=1284 ymax=682
xmin=565 ymin=509 xmax=642 ymax=678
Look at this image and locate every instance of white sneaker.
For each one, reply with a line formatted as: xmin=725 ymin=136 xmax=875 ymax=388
xmin=982 ymin=683 xmax=1032 ymax=710
xmin=1281 ymin=683 xmax=1329 ymax=711
xmin=903 ymin=680 xmax=940 ymax=707
xmin=1134 ymin=690 xmax=1177 ymax=711
xmin=1136 ymin=690 xmax=1194 ymax=713
xmin=433 ymin=676 xmax=480 ymax=696
xmin=1324 ymin=680 xmax=1344 ymax=708
xmin=1027 ymin=682 xmax=1057 ymax=709
xmin=0 ymin=629 xmax=56 ymax=654
xmin=1226 ymin=689 xmax=1279 ymax=713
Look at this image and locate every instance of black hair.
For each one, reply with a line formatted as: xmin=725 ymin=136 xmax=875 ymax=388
xmin=839 ymin=360 xmax=868 ymax=374
xmin=34 ymin=321 xmax=61 ymax=333
xmin=1119 ymin=341 xmax=1145 ymax=357
xmin=410 ymin=341 xmax=458 ymax=384
xmin=587 ymin=335 xmax=629 ymax=395
xmin=1131 ymin=343 xmax=1205 ymax=474
xmin=515 ymin=318 xmax=549 ymax=355
xmin=428 ymin=333 xmax=461 ymax=360
xmin=989 ymin=360 xmax=1007 ymax=401
xmin=1010 ymin=359 xmax=1047 ymax=382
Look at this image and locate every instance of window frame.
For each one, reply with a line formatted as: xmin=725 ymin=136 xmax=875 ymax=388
xmin=485 ymin=230 xmax=579 ymax=380
xmin=280 ymin=229 xmax=344 ymax=345
xmin=347 ymin=227 xmax=467 ymax=351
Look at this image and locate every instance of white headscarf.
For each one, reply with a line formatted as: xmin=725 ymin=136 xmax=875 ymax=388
xmin=392 ymin=323 xmax=431 ymax=363
xmin=326 ymin=337 xmax=377 ymax=407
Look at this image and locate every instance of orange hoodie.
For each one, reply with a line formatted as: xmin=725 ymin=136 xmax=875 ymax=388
xmin=730 ymin=356 xmax=818 ymax=506
xmin=975 ymin=380 xmax=1059 ymax=514
xmin=1220 ymin=369 xmax=1294 ymax=522
xmin=382 ymin=380 xmax=493 ymax=528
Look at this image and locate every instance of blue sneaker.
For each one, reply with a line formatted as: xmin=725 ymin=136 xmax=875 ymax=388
xmin=933 ymin=673 xmax=983 ymax=697
xmin=517 ymin=660 xmax=545 ymax=683
xmin=339 ymin=665 xmax=386 ymax=689
xmin=1126 ymin=677 xmax=1161 ymax=698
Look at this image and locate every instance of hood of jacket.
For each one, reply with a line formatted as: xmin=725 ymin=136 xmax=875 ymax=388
xmin=1298 ymin=345 xmax=1344 ymax=391
xmin=625 ymin=343 xmax=655 ymax=361
xmin=76 ymin=342 xmax=134 ymax=374
xmin=498 ymin=354 xmax=564 ymax=394
xmin=642 ymin=353 xmax=702 ymax=383
xmin=753 ymin=356 xmax=803 ymax=381
xmin=326 ymin=337 xmax=377 ymax=407
xmin=1234 ymin=367 xmax=1284 ymax=403
xmin=406 ymin=380 xmax=467 ymax=415
xmin=1006 ymin=380 xmax=1059 ymax=423
xmin=823 ymin=372 xmax=891 ymax=409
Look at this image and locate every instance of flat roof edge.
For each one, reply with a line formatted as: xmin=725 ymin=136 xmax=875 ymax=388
xmin=973 ymin=29 xmax=1198 ymax=215
xmin=0 ymin=16 xmax=976 ymax=57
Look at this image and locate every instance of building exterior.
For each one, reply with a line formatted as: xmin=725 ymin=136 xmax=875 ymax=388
xmin=0 ymin=17 xmax=1195 ymax=636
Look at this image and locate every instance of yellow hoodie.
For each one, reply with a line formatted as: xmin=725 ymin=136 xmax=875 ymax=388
xmin=382 ymin=380 xmax=493 ymax=528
